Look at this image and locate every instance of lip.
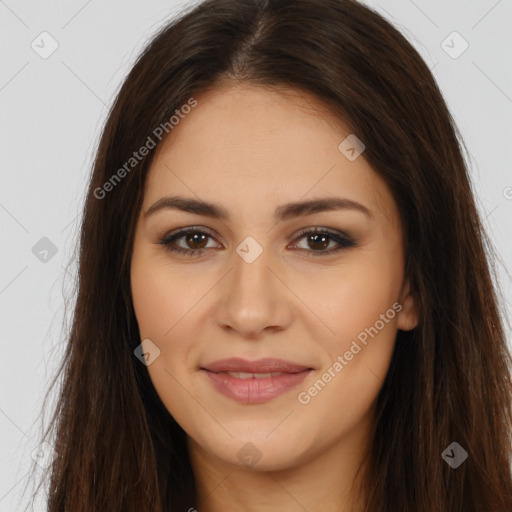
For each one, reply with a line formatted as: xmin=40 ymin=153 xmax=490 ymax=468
xmin=202 ymin=357 xmax=312 ymax=373
xmin=201 ymin=357 xmax=313 ymax=404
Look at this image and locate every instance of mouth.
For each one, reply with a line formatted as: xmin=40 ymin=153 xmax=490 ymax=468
xmin=216 ymin=371 xmax=290 ymax=379
xmin=200 ymin=357 xmax=313 ymax=404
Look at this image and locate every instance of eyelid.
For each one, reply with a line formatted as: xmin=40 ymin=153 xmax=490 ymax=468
xmin=290 ymin=226 xmax=353 ymax=244
xmin=157 ymin=225 xmax=357 ymax=257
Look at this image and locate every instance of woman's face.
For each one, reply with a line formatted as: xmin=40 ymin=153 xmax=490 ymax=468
xmin=130 ymin=82 xmax=418 ymax=471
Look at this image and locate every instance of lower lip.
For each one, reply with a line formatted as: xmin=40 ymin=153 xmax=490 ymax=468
xmin=202 ymin=369 xmax=312 ymax=404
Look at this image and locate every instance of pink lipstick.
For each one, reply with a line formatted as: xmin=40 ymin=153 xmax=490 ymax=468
xmin=201 ymin=357 xmax=313 ymax=404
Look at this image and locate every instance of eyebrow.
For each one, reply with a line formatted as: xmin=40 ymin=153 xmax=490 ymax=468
xmin=144 ymin=195 xmax=373 ymax=221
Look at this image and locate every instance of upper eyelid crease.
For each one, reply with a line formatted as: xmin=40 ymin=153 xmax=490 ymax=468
xmin=144 ymin=195 xmax=373 ymax=221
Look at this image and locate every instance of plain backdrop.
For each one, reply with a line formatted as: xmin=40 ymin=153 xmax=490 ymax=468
xmin=1 ymin=0 xmax=511 ymax=510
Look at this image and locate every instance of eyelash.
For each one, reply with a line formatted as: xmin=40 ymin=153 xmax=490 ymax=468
xmin=157 ymin=226 xmax=357 ymax=258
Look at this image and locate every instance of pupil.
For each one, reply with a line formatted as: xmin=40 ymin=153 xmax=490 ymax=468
xmin=310 ymin=234 xmax=328 ymax=250
xmin=187 ymin=232 xmax=207 ymax=249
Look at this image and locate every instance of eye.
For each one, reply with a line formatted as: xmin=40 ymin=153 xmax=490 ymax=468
xmin=157 ymin=226 xmax=357 ymax=257
xmin=157 ymin=227 xmax=221 ymax=257
xmin=289 ymin=227 xmax=357 ymax=256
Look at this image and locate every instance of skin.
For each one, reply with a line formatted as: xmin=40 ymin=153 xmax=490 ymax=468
xmin=130 ymin=81 xmax=419 ymax=512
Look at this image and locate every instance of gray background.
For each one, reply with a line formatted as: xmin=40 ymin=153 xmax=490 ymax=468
xmin=1 ymin=0 xmax=511 ymax=510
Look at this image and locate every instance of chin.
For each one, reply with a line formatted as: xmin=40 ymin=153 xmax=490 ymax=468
xmin=197 ymin=431 xmax=315 ymax=472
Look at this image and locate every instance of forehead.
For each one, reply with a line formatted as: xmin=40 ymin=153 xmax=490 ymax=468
xmin=144 ymin=82 xmax=398 ymax=227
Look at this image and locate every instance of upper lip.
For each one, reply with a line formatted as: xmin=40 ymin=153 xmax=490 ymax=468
xmin=202 ymin=357 xmax=312 ymax=373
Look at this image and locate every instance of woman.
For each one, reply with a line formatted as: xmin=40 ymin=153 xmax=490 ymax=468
xmin=27 ymin=0 xmax=512 ymax=510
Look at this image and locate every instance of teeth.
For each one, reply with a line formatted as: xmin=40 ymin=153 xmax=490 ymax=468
xmin=225 ymin=371 xmax=283 ymax=379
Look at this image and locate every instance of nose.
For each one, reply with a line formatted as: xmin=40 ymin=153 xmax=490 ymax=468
xmin=213 ymin=240 xmax=294 ymax=339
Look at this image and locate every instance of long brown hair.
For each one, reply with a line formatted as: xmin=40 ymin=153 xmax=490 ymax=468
xmin=24 ymin=0 xmax=512 ymax=510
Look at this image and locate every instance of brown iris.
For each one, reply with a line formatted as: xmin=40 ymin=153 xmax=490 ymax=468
xmin=307 ymin=233 xmax=329 ymax=251
xmin=185 ymin=232 xmax=208 ymax=249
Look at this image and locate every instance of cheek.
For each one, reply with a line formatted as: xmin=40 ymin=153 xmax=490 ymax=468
xmin=131 ymin=246 xmax=199 ymax=341
xmin=296 ymin=249 xmax=402 ymax=409
xmin=304 ymin=253 xmax=403 ymax=351
xmin=131 ymin=267 xmax=173 ymax=339
xmin=297 ymin=302 xmax=399 ymax=435
xmin=131 ymin=261 xmax=199 ymax=382
xmin=131 ymin=261 xmax=198 ymax=425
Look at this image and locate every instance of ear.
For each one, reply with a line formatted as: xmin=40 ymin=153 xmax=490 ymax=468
xmin=396 ymin=278 xmax=419 ymax=331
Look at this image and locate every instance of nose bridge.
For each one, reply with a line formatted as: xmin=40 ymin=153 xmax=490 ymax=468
xmin=231 ymin=234 xmax=275 ymax=300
